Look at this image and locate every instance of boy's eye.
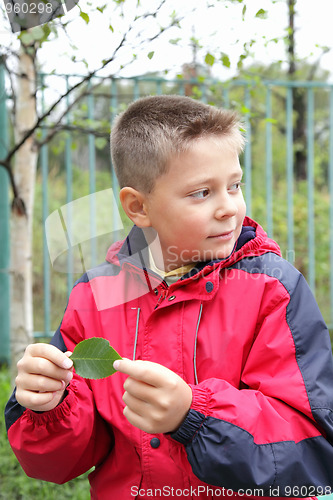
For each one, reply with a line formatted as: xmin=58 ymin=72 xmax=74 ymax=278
xmin=229 ymin=182 xmax=244 ymax=192
xmin=190 ymin=189 xmax=210 ymax=199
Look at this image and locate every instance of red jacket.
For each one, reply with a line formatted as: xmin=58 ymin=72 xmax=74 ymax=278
xmin=5 ymin=217 xmax=333 ymax=499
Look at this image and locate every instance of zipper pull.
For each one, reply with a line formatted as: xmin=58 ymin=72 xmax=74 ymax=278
xmin=155 ymin=287 xmax=167 ymax=309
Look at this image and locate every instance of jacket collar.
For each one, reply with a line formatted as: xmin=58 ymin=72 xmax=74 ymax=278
xmin=105 ymin=216 xmax=281 ymax=281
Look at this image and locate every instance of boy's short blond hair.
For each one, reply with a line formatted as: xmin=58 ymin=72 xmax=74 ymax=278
xmin=111 ymin=95 xmax=244 ymax=194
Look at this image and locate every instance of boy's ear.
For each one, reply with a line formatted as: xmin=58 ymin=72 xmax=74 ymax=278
xmin=119 ymin=187 xmax=151 ymax=227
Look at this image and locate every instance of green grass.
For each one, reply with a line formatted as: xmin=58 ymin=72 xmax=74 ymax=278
xmin=0 ymin=367 xmax=90 ymax=500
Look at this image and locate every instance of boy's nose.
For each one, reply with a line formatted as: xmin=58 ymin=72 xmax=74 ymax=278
xmin=215 ymin=194 xmax=238 ymax=219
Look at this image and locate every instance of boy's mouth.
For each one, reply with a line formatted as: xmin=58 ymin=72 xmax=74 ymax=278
xmin=208 ymin=231 xmax=234 ymax=240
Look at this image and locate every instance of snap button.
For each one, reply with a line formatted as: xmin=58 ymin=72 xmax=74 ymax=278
xmin=168 ymin=295 xmax=176 ymax=301
xmin=153 ymin=288 xmax=158 ymax=295
xmin=150 ymin=437 xmax=160 ymax=448
xmin=205 ymin=281 xmax=214 ymax=293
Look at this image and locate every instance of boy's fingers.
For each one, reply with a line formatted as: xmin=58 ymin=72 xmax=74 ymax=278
xmin=16 ymin=389 xmax=56 ymax=410
xmin=17 ymin=372 xmax=64 ymax=392
xmin=113 ymin=358 xmax=166 ymax=387
xmin=113 ymin=358 xmax=131 ymax=372
xmin=26 ymin=343 xmax=73 ymax=370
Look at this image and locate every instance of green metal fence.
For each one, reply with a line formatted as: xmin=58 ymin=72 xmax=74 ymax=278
xmin=1 ymin=69 xmax=333 ymax=357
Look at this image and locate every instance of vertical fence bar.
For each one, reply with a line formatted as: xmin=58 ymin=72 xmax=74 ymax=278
xmin=265 ymin=85 xmax=273 ymax=238
xmin=156 ymin=79 xmax=162 ymax=95
xmin=329 ymin=88 xmax=333 ymax=328
xmin=88 ymin=80 xmax=97 ymax=269
xmin=65 ymin=76 xmax=73 ymax=296
xmin=286 ymin=87 xmax=294 ymax=263
xmin=41 ymin=76 xmax=51 ymax=336
xmin=178 ymin=80 xmax=185 ymax=96
xmin=201 ymin=82 xmax=207 ymax=103
xmin=0 ymin=58 xmax=10 ymax=363
xmin=244 ymin=86 xmax=252 ymax=217
xmin=133 ymin=78 xmax=140 ymax=101
xmin=223 ymin=86 xmax=230 ymax=108
xmin=307 ymin=88 xmax=315 ymax=292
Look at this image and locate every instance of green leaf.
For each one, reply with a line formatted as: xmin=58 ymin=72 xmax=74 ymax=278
xmin=29 ymin=26 xmax=45 ymax=41
xmin=97 ymin=4 xmax=107 ymax=13
xmin=80 ymin=11 xmax=90 ymax=24
xmin=20 ymin=32 xmax=34 ymax=45
xmin=220 ymin=52 xmax=231 ymax=68
xmin=241 ymin=105 xmax=251 ymax=114
xmin=41 ymin=24 xmax=51 ymax=41
xmin=95 ymin=137 xmax=107 ymax=150
xmin=205 ymin=53 xmax=215 ymax=66
xmin=71 ymin=338 xmax=122 ymax=379
xmin=255 ymin=9 xmax=267 ymax=19
xmin=265 ymin=118 xmax=278 ymax=125
xmin=147 ymin=51 xmax=154 ymax=60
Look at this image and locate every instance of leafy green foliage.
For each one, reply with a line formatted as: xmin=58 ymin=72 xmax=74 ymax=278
xmin=71 ymin=338 xmax=122 ymax=379
xmin=79 ymin=11 xmax=90 ymax=24
xmin=97 ymin=5 xmax=107 ymax=14
xmin=220 ymin=53 xmax=231 ymax=68
xmin=204 ymin=53 xmax=215 ymax=67
xmin=19 ymin=25 xmax=45 ymax=45
xmin=255 ymin=8 xmax=268 ymax=19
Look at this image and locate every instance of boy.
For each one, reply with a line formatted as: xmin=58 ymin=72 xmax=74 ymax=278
xmin=5 ymin=95 xmax=333 ymax=499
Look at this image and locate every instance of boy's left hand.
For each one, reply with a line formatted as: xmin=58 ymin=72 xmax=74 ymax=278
xmin=113 ymin=359 xmax=192 ymax=434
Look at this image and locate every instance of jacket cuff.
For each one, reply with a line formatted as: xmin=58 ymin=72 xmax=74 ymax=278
xmin=190 ymin=384 xmax=212 ymax=414
xmin=171 ymin=385 xmax=211 ymax=444
xmin=170 ymin=409 xmax=206 ymax=444
xmin=25 ymin=381 xmax=77 ymax=425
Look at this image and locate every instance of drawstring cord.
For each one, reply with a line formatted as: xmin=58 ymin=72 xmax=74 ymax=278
xmin=132 ymin=302 xmax=202 ymax=385
xmin=133 ymin=307 xmax=141 ymax=361
xmin=193 ymin=303 xmax=203 ymax=385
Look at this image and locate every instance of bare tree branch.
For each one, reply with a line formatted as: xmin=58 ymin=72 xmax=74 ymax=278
xmin=5 ymin=33 xmax=127 ymax=164
xmin=0 ymin=2 xmax=183 ymax=212
xmin=35 ymin=122 xmax=110 ymax=140
xmin=4 ymin=4 xmax=182 ymax=163
xmin=31 ymin=15 xmax=182 ymax=147
xmin=0 ymin=158 xmax=27 ymax=215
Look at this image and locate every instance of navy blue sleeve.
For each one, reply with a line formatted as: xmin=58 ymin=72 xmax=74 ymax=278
xmin=172 ymin=255 xmax=333 ymax=497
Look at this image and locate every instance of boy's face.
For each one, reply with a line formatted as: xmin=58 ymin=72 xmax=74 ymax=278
xmin=143 ymin=137 xmax=246 ymax=271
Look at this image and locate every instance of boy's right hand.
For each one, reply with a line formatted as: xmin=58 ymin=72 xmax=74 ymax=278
xmin=15 ymin=343 xmax=73 ymax=413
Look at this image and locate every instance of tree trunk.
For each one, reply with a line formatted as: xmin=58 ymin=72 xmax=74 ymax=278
xmin=287 ymin=0 xmax=296 ymax=76
xmin=10 ymin=42 xmax=38 ymax=374
xmin=287 ymin=0 xmax=307 ymax=180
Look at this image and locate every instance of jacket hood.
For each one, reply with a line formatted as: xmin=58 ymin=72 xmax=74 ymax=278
xmin=105 ymin=216 xmax=281 ymax=275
